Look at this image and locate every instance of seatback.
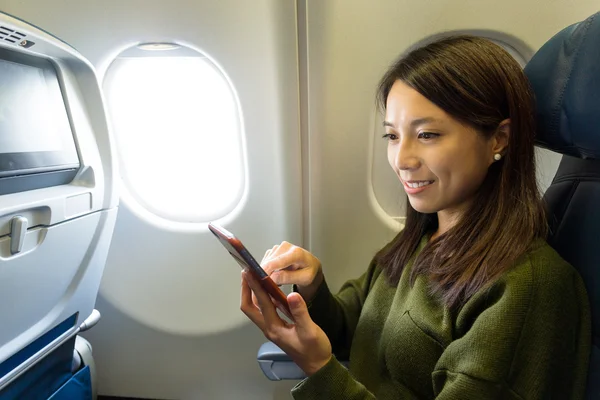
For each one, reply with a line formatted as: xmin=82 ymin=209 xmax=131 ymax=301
xmin=524 ymin=11 xmax=600 ymax=399
xmin=0 ymin=11 xmax=118 ymax=397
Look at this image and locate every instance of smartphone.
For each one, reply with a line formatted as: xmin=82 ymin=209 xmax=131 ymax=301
xmin=208 ymin=223 xmax=293 ymax=320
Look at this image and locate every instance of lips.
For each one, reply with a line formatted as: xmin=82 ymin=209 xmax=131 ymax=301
xmin=402 ymin=179 xmax=435 ymax=194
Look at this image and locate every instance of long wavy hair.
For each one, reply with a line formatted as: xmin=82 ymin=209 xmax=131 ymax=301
xmin=375 ymin=36 xmax=547 ymax=310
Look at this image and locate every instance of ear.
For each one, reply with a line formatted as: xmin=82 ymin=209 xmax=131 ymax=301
xmin=491 ymin=119 xmax=510 ymax=156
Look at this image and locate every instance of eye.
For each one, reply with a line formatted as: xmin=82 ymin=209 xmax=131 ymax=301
xmin=382 ymin=133 xmax=398 ymax=141
xmin=417 ymin=132 xmax=440 ymax=140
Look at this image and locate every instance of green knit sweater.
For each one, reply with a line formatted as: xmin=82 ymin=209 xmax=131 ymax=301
xmin=291 ymin=237 xmax=591 ymax=399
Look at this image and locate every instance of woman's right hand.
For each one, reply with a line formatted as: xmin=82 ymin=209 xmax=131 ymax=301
xmin=259 ymin=241 xmax=324 ymax=302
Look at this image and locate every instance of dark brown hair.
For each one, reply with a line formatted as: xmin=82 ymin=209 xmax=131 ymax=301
xmin=375 ymin=36 xmax=547 ymax=309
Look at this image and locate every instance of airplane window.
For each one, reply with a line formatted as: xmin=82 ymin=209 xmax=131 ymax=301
xmin=103 ymin=44 xmax=245 ymax=223
xmin=489 ymin=39 xmax=528 ymax=67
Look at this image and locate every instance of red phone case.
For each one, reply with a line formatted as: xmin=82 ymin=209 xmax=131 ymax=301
xmin=208 ymin=223 xmax=293 ymax=320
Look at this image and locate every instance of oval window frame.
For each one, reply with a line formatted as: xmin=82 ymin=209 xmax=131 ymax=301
xmin=102 ymin=42 xmax=248 ymax=230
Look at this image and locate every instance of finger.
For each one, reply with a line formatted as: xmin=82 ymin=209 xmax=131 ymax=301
xmin=270 ymin=265 xmax=315 ymax=286
xmin=278 ymin=241 xmax=293 ymax=251
xmin=261 ymin=249 xmax=272 ymax=264
xmin=262 ymin=247 xmax=305 ymax=275
xmin=266 ymin=244 xmax=279 ymax=257
xmin=261 ymin=244 xmax=285 ymax=270
xmin=243 ymin=271 xmax=282 ymax=326
xmin=240 ymin=272 xmax=266 ymax=331
xmin=268 ymin=242 xmax=293 ymax=259
xmin=261 ymin=245 xmax=279 ymax=267
xmin=252 ymin=291 xmax=259 ymax=308
xmin=287 ymin=292 xmax=312 ymax=331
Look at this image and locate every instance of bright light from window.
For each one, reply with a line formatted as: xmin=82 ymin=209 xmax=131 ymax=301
xmin=105 ymin=53 xmax=245 ymax=222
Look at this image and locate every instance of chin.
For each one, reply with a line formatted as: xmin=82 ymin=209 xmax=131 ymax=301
xmin=407 ymin=200 xmax=439 ymax=214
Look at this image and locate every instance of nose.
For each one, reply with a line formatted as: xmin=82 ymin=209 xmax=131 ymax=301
xmin=394 ymin=137 xmax=421 ymax=172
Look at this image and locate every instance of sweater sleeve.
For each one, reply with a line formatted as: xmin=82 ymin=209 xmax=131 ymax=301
xmin=291 ymin=355 xmax=376 ymax=400
xmin=300 ymin=260 xmax=381 ymax=359
xmin=432 ymin=252 xmax=591 ymax=399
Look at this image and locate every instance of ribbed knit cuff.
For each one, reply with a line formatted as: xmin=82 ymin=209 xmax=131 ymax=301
xmin=293 ymin=278 xmax=330 ymax=310
xmin=291 ymin=355 xmax=351 ymax=399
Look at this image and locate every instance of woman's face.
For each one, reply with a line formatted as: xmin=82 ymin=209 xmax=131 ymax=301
xmin=384 ymin=80 xmax=500 ymax=217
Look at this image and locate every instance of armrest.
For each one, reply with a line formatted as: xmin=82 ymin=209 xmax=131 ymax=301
xmin=257 ymin=342 xmax=349 ymax=381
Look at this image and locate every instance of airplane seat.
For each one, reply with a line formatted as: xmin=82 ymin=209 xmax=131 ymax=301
xmin=258 ymin=12 xmax=600 ymax=397
xmin=524 ymin=10 xmax=600 ymax=399
xmin=0 ymin=11 xmax=118 ymax=400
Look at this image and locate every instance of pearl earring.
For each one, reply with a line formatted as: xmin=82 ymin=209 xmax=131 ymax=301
xmin=494 ymin=153 xmax=502 ymax=161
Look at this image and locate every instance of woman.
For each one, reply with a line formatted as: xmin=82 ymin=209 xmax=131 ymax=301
xmin=240 ymin=36 xmax=591 ymax=399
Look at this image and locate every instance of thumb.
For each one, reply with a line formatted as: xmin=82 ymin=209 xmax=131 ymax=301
xmin=287 ymin=293 xmax=310 ymax=324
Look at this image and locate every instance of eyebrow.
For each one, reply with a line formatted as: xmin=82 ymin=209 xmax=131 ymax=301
xmin=383 ymin=117 xmax=443 ymax=129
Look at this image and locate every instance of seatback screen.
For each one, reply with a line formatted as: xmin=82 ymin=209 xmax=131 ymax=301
xmin=0 ymin=47 xmax=79 ymax=179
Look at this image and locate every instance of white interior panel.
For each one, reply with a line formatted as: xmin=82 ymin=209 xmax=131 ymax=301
xmin=1 ymin=0 xmax=301 ymax=398
xmin=0 ymin=10 xmax=118 ymax=389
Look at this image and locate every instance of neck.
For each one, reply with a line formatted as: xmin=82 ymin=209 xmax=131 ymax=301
xmin=432 ymin=205 xmax=468 ymax=241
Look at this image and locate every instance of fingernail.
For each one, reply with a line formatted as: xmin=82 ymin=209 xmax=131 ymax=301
xmin=243 ymin=270 xmax=253 ymax=281
xmin=288 ymin=293 xmax=301 ymax=308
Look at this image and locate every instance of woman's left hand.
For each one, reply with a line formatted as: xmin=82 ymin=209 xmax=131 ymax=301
xmin=240 ymin=270 xmax=332 ymax=376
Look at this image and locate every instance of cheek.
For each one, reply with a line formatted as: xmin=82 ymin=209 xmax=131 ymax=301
xmin=461 ymin=145 xmax=493 ymax=182
xmin=430 ymin=144 xmax=489 ymax=188
xmin=423 ymin=150 xmax=453 ymax=182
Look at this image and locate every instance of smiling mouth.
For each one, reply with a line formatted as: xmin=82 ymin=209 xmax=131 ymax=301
xmin=404 ymin=180 xmax=435 ymax=189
